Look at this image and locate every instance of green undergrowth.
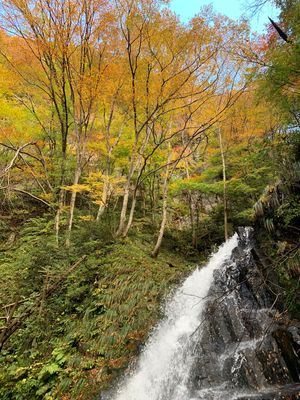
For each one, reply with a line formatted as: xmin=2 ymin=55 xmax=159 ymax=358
xmin=254 ymin=169 xmax=300 ymax=318
xmin=256 ymin=228 xmax=300 ymax=319
xmin=0 ymin=216 xmax=197 ymax=400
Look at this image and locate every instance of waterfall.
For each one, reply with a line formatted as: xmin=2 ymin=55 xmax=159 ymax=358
xmin=109 ymin=228 xmax=300 ymax=400
xmin=111 ymin=233 xmax=239 ymax=400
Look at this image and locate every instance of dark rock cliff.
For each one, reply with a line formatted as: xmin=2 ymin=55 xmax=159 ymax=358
xmin=188 ymin=227 xmax=300 ymax=400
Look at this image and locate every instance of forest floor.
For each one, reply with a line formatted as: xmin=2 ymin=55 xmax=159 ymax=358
xmin=0 ymin=214 xmax=201 ymax=400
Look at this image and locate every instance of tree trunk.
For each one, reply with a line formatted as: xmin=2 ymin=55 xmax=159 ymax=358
xmin=96 ymin=181 xmax=108 ymax=221
xmin=116 ymin=182 xmax=131 ymax=236
xmin=218 ymin=127 xmax=228 ymax=241
xmin=149 ymin=175 xmax=156 ymax=223
xmin=54 ymin=151 xmax=67 ymax=246
xmin=151 ymin=182 xmax=169 ymax=258
xmin=65 ymin=165 xmax=81 ymax=247
xmin=55 ymin=189 xmax=64 ymax=246
xmin=152 ymin=152 xmax=172 ymax=258
xmin=123 ymin=192 xmax=137 ymax=237
xmin=116 ymin=155 xmax=137 ymax=236
xmin=141 ymin=186 xmax=146 ymax=217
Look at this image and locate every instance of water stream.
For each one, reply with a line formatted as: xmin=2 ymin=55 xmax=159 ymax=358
xmin=109 ymin=228 xmax=300 ymax=400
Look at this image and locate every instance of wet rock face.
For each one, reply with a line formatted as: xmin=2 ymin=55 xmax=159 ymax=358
xmin=189 ymin=227 xmax=300 ymax=400
xmin=236 ymin=384 xmax=300 ymax=400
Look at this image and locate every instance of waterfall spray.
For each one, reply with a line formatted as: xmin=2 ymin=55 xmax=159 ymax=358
xmin=112 ymin=234 xmax=239 ymax=400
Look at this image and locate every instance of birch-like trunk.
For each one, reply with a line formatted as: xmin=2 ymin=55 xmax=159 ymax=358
xmin=116 ymin=154 xmax=137 ymax=236
xmin=152 ymin=152 xmax=172 ymax=258
xmin=96 ymin=181 xmax=108 ymax=221
xmin=122 ymin=192 xmax=137 ymax=237
xmin=116 ymin=181 xmax=131 ymax=236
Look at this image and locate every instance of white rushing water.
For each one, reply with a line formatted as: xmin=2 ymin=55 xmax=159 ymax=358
xmin=112 ymin=234 xmax=239 ymax=400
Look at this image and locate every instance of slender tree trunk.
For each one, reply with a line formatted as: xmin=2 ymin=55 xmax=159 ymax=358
xmin=218 ymin=127 xmax=228 ymax=241
xmin=118 ymin=123 xmax=150 ymax=236
xmin=55 ymin=189 xmax=64 ymax=246
xmin=116 ymin=155 xmax=137 ymax=236
xmin=55 ymin=151 xmax=67 ymax=246
xmin=116 ymin=181 xmax=131 ymax=236
xmin=141 ymin=186 xmax=146 ymax=217
xmin=152 ymin=152 xmax=172 ymax=258
xmin=123 ymin=191 xmax=137 ymax=237
xmin=65 ymin=165 xmax=81 ymax=247
xmin=151 ymin=180 xmax=169 ymax=258
xmin=185 ymin=162 xmax=197 ymax=247
xmin=96 ymin=203 xmax=105 ymax=221
xmin=149 ymin=175 xmax=156 ymax=223
xmin=96 ymin=181 xmax=108 ymax=221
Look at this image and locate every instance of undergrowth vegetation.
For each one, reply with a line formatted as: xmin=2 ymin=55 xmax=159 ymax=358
xmin=255 ymin=136 xmax=300 ymax=318
xmin=0 ymin=216 xmax=198 ymax=400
